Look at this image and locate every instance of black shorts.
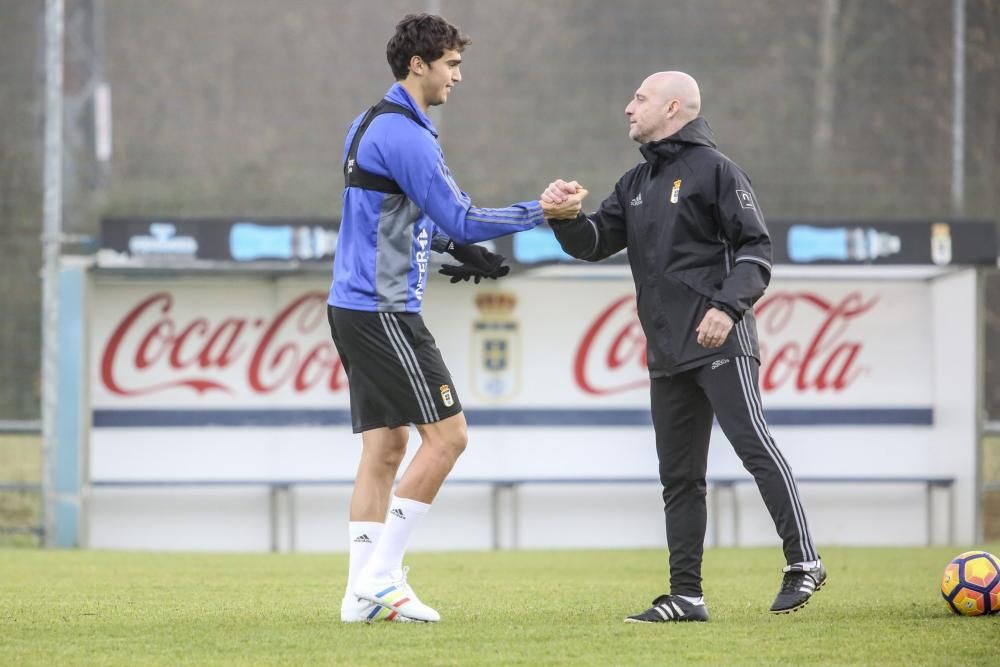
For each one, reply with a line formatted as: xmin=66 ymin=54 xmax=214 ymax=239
xmin=328 ymin=306 xmax=463 ymax=433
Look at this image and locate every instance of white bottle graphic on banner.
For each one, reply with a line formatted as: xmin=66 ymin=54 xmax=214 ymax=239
xmin=787 ymin=225 xmax=901 ymax=263
xmin=930 ymin=223 xmax=953 ymax=266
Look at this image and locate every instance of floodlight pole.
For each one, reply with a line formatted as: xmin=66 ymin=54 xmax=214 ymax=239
xmin=951 ymin=0 xmax=965 ymax=217
xmin=41 ymin=0 xmax=65 ymax=548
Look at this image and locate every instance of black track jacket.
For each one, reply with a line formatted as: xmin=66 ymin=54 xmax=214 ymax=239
xmin=549 ymin=117 xmax=772 ymax=377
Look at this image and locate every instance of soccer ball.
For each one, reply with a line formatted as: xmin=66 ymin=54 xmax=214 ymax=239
xmin=940 ymin=550 xmax=1000 ymax=616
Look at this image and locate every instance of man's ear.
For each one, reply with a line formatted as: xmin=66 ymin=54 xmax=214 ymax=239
xmin=665 ymin=99 xmax=680 ymax=120
xmin=409 ymin=55 xmax=425 ymax=76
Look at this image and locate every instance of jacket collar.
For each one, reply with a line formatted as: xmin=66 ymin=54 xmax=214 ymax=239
xmin=639 ymin=117 xmax=716 ymax=167
xmin=385 ymin=83 xmax=438 ymax=137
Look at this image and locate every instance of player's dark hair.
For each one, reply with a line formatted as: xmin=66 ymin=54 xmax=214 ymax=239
xmin=386 ymin=13 xmax=471 ymax=81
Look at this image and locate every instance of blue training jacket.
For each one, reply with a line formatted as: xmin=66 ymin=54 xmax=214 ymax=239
xmin=328 ymin=84 xmax=544 ymax=312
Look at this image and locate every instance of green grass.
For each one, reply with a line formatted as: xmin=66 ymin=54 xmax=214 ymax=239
xmin=2 ymin=546 xmax=998 ymax=665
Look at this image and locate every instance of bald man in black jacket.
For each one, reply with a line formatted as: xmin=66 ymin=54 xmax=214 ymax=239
xmin=542 ymin=71 xmax=825 ymax=623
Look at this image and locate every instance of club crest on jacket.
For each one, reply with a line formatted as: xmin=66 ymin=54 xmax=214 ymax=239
xmin=670 ymin=179 xmax=682 ymax=204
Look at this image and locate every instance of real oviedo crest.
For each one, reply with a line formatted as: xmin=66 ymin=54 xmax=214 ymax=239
xmin=471 ymin=292 xmax=520 ymax=402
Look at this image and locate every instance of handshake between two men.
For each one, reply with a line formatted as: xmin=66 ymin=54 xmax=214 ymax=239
xmin=438 ymin=180 xmax=589 ymax=284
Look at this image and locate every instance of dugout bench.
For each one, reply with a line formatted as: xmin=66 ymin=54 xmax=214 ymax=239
xmin=90 ymin=475 xmax=955 ymax=552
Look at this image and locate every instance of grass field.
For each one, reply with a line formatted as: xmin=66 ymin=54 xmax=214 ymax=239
xmin=2 ymin=546 xmax=998 ymax=665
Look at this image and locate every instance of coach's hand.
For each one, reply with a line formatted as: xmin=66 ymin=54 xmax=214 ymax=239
xmin=696 ymin=307 xmax=734 ymax=349
xmin=540 ymin=179 xmax=582 ymax=205
xmin=540 ymin=183 xmax=588 ymax=220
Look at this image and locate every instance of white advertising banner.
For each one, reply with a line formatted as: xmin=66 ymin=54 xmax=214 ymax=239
xmin=86 ymin=271 xmax=977 ymax=549
xmin=91 ymin=276 xmax=932 ymax=413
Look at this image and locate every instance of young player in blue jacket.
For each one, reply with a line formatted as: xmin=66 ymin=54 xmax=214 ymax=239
xmin=332 ymin=13 xmax=583 ymax=623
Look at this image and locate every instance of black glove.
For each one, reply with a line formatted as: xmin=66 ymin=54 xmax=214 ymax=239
xmin=438 ymin=262 xmax=510 ymax=284
xmin=443 ymin=242 xmax=502 ymax=272
xmin=437 ymin=241 xmax=510 ymax=283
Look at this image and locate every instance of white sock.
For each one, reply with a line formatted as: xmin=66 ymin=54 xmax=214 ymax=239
xmin=676 ymin=595 xmax=705 ymax=606
xmin=791 ymin=560 xmax=819 ymax=570
xmin=362 ymin=495 xmax=431 ymax=579
xmin=346 ymin=521 xmax=383 ymax=597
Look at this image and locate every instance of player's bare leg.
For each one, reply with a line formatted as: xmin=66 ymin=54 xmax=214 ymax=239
xmin=352 ymin=412 xmax=469 ymax=622
xmin=352 ymin=426 xmax=410 ymax=521
xmin=396 ymin=412 xmax=469 ymax=502
xmin=342 ymin=426 xmax=410 ymax=623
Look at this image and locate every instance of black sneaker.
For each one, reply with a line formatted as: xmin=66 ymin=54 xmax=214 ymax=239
xmin=770 ymin=561 xmax=827 ymax=614
xmin=624 ymin=594 xmax=709 ymax=623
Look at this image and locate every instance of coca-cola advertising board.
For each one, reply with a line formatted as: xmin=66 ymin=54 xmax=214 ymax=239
xmin=91 ymin=276 xmax=932 ymax=415
xmin=86 ymin=271 xmax=981 ymax=549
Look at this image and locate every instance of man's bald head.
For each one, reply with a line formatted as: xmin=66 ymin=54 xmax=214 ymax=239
xmin=645 ymin=71 xmax=701 ymax=119
xmin=625 ymin=71 xmax=701 ymax=143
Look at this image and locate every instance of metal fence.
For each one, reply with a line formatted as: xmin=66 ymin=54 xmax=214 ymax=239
xmin=0 ymin=422 xmax=43 ymax=546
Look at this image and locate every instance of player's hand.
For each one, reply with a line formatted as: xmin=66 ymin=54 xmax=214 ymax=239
xmin=541 ymin=187 xmax=588 ymax=220
xmin=438 ymin=242 xmax=510 ymax=283
xmin=438 ymin=262 xmax=511 ymax=284
xmin=696 ymin=307 xmax=734 ymax=349
xmin=540 ymin=179 xmax=582 ymax=204
xmin=444 ymin=242 xmax=504 ymax=274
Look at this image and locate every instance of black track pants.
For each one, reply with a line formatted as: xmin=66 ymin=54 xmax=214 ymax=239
xmin=651 ymin=356 xmax=818 ymax=596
